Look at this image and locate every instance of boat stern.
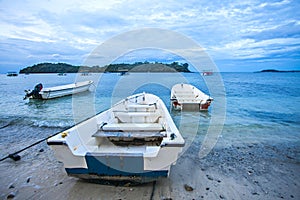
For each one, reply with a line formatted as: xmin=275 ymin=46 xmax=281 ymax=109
xmin=65 ymin=152 xmax=169 ymax=183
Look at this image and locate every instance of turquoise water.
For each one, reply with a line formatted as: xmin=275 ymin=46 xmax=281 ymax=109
xmin=0 ymin=72 xmax=299 ymax=158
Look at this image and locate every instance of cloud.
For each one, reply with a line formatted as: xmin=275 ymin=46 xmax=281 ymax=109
xmin=0 ymin=0 xmax=299 ymax=73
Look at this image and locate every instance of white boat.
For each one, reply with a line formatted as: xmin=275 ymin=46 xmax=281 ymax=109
xmin=171 ymin=83 xmax=213 ymax=111
xmin=24 ymin=80 xmax=93 ymax=100
xmin=47 ymin=93 xmax=184 ymax=183
xmin=201 ymin=71 xmax=213 ymax=76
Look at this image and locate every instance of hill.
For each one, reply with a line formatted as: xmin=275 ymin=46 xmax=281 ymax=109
xmin=258 ymin=69 xmax=300 ymax=73
xmin=19 ymin=62 xmax=191 ymax=74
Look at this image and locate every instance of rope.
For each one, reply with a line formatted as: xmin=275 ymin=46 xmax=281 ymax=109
xmin=0 ymin=127 xmax=71 ymax=162
xmin=90 ymin=82 xmax=97 ymax=90
xmin=0 ymin=124 xmax=10 ymax=129
xmin=46 ymin=90 xmax=51 ymax=99
xmin=149 ymin=181 xmax=157 ymax=200
xmin=0 ymin=111 xmax=101 ymax=162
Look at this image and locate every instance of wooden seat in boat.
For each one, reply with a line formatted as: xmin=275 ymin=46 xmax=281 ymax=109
xmin=126 ymin=104 xmax=157 ymax=112
xmin=99 ymin=123 xmax=165 ymax=132
xmin=113 ymin=111 xmax=161 ymax=123
xmin=92 ymin=131 xmax=166 ymax=138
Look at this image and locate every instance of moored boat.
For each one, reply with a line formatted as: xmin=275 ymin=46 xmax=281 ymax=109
xmin=47 ymin=93 xmax=184 ymax=183
xmin=24 ymin=80 xmax=93 ymax=100
xmin=58 ymin=73 xmax=67 ymax=76
xmin=201 ymin=71 xmax=213 ymax=76
xmin=171 ymin=83 xmax=213 ymax=111
xmin=6 ymin=72 xmax=18 ymax=77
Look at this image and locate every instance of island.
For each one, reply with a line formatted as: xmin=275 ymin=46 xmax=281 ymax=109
xmin=19 ymin=62 xmax=191 ymax=74
xmin=258 ymin=69 xmax=300 ymax=73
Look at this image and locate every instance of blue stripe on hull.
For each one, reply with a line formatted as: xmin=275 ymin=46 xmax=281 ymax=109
xmin=65 ymin=153 xmax=168 ymax=179
xmin=65 ymin=168 xmax=168 ymax=178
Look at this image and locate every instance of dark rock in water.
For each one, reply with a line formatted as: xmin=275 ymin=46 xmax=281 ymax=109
xmin=184 ymin=184 xmax=194 ymax=191
xmin=219 ymin=194 xmax=225 ymax=199
xmin=7 ymin=192 xmax=16 ymax=199
xmin=8 ymin=184 xmax=14 ymax=189
xmin=206 ymin=187 xmax=210 ymax=191
xmin=39 ymin=148 xmax=44 ymax=152
xmin=26 ymin=177 xmax=31 ymax=183
xmin=162 ymin=198 xmax=172 ymax=200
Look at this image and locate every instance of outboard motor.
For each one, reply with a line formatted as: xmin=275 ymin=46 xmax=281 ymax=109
xmin=24 ymin=83 xmax=43 ymax=99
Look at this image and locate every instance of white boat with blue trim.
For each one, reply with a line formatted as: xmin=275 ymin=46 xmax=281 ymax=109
xmin=24 ymin=80 xmax=93 ymax=100
xmin=47 ymin=93 xmax=185 ymax=183
xmin=171 ymin=83 xmax=213 ymax=111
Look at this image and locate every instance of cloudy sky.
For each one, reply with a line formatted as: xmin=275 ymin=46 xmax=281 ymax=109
xmin=0 ymin=0 xmax=299 ymax=73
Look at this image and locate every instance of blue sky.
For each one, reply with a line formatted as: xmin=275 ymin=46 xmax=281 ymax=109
xmin=0 ymin=0 xmax=299 ymax=73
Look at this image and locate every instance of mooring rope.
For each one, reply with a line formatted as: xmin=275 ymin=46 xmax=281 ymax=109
xmin=149 ymin=181 xmax=157 ymax=200
xmin=0 ymin=127 xmax=70 ymax=162
xmin=0 ymin=110 xmax=103 ymax=162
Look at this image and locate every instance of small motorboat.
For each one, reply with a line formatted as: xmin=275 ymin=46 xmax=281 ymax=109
xmin=171 ymin=83 xmax=213 ymax=111
xmin=57 ymin=73 xmax=67 ymax=76
xmin=24 ymin=80 xmax=93 ymax=100
xmin=201 ymin=70 xmax=213 ymax=76
xmin=47 ymin=93 xmax=184 ymax=183
xmin=6 ymin=72 xmax=18 ymax=77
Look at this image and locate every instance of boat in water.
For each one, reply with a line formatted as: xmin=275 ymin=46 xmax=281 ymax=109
xmin=57 ymin=73 xmax=67 ymax=76
xmin=201 ymin=70 xmax=213 ymax=76
xmin=171 ymin=83 xmax=213 ymax=111
xmin=24 ymin=80 xmax=93 ymax=100
xmin=6 ymin=72 xmax=18 ymax=77
xmin=47 ymin=93 xmax=185 ymax=183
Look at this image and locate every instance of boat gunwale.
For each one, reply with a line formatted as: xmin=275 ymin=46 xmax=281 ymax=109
xmin=40 ymin=80 xmax=93 ymax=93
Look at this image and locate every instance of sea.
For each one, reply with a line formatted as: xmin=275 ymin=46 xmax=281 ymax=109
xmin=0 ymin=72 xmax=299 ymax=160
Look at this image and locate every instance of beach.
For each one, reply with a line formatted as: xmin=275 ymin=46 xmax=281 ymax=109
xmin=0 ymin=72 xmax=299 ymax=199
xmin=1 ymin=131 xmax=299 ymax=200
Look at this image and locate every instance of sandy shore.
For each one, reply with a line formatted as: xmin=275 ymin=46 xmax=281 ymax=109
xmin=1 ymin=137 xmax=299 ymax=200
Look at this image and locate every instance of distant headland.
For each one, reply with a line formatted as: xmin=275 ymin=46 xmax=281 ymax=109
xmin=257 ymin=69 xmax=300 ymax=73
xmin=19 ymin=62 xmax=191 ymax=74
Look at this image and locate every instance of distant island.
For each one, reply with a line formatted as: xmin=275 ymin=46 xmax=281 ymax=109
xmin=258 ymin=69 xmax=300 ymax=73
xmin=19 ymin=62 xmax=191 ymax=74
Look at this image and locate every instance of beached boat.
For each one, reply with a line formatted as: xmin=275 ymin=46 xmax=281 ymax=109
xmin=47 ymin=93 xmax=185 ymax=183
xmin=24 ymin=80 xmax=93 ymax=100
xmin=171 ymin=83 xmax=213 ymax=111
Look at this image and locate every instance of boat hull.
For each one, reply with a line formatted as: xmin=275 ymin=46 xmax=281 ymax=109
xmin=66 ymin=153 xmax=169 ymax=183
xmin=171 ymin=100 xmax=212 ymax=111
xmin=25 ymin=80 xmax=93 ymax=100
xmin=47 ymin=93 xmax=184 ymax=183
xmin=48 ymin=141 xmax=182 ymax=183
xmin=40 ymin=82 xmax=92 ymax=99
xmin=171 ymin=83 xmax=213 ymax=111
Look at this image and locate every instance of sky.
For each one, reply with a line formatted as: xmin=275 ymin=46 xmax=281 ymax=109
xmin=0 ymin=0 xmax=299 ymax=73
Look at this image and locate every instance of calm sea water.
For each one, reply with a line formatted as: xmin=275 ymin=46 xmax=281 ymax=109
xmin=0 ymin=72 xmax=299 ymax=158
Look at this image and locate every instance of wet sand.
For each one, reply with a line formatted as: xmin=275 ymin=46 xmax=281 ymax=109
xmin=1 ymin=136 xmax=299 ymax=200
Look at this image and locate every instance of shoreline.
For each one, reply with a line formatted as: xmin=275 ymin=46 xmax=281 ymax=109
xmin=1 ymin=131 xmax=299 ymax=200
